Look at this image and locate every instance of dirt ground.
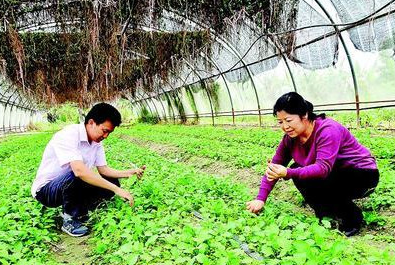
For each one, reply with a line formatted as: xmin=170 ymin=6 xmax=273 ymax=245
xmin=50 ymin=233 xmax=93 ymax=265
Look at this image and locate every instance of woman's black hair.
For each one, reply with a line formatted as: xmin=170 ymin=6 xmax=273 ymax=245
xmin=273 ymin=92 xmax=325 ymax=121
xmin=85 ymin=102 xmax=122 ymax=126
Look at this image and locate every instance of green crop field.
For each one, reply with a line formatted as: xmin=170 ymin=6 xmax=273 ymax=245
xmin=1 ymin=121 xmax=394 ymax=264
xmin=2 ymin=1 xmax=395 ymax=264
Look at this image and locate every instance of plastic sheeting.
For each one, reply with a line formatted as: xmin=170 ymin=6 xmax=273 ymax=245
xmin=0 ymin=77 xmax=43 ymax=133
xmin=294 ymin=1 xmax=339 ymax=69
xmin=331 ymin=0 xmax=395 ymax=51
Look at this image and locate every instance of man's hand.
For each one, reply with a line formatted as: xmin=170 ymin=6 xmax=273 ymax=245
xmin=114 ymin=187 xmax=134 ymax=206
xmin=246 ymin=200 xmax=265 ymax=214
xmin=133 ymin=165 xmax=146 ymax=180
xmin=266 ymin=162 xmax=287 ymax=181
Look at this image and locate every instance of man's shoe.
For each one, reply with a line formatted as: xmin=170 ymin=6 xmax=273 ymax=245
xmin=339 ymin=222 xmax=361 ymax=237
xmin=61 ymin=214 xmax=89 ymax=237
xmin=342 ymin=226 xmax=360 ymax=237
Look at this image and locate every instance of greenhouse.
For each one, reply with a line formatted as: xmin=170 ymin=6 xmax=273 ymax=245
xmin=0 ymin=0 xmax=395 ymax=264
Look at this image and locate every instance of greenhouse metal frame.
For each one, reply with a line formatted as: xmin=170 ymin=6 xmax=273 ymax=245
xmin=1 ymin=0 xmax=395 ymax=132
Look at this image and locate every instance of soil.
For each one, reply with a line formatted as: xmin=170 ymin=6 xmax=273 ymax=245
xmin=50 ymin=233 xmax=93 ymax=265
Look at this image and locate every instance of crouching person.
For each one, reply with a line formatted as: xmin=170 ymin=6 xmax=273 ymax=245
xmin=246 ymin=92 xmax=379 ymax=236
xmin=31 ymin=103 xmax=146 ymax=237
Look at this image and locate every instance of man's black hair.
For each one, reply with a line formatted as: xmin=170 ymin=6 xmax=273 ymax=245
xmin=84 ymin=102 xmax=122 ymax=126
xmin=273 ymin=92 xmax=325 ymax=121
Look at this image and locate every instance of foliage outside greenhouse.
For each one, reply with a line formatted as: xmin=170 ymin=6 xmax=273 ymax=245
xmin=1 ymin=0 xmax=395 ymax=265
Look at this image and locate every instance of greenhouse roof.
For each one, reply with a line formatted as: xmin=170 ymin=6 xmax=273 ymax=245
xmin=0 ymin=0 xmax=395 ymax=108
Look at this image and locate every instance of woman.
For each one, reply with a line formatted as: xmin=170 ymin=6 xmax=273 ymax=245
xmin=246 ymin=92 xmax=379 ymax=236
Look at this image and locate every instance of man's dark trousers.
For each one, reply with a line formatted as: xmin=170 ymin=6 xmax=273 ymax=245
xmin=36 ymin=171 xmax=120 ymax=219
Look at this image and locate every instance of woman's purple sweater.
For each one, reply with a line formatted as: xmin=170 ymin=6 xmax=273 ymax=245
xmin=257 ymin=118 xmax=377 ymax=202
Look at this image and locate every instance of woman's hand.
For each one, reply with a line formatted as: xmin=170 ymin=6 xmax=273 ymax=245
xmin=133 ymin=165 xmax=146 ymax=180
xmin=266 ymin=162 xmax=287 ymax=181
xmin=246 ymin=200 xmax=265 ymax=213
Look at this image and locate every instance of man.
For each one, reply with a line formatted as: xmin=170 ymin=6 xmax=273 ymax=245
xmin=31 ymin=103 xmax=145 ymax=237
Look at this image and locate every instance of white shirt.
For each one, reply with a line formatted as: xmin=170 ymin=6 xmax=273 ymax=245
xmin=31 ymin=123 xmax=107 ymax=197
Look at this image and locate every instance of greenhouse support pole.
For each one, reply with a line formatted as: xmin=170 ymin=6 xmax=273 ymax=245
xmin=211 ymin=36 xmax=261 ymax=126
xmin=21 ymin=98 xmax=33 ymax=131
xmin=155 ymin=93 xmax=167 ymax=121
xmin=282 ymin=55 xmax=297 ymax=92
xmin=202 ymin=81 xmax=215 ymax=126
xmin=314 ymin=0 xmax=361 ymax=127
xmin=205 ymin=55 xmax=235 ymax=125
xmin=172 ymin=91 xmax=184 ymax=123
xmin=167 ymin=89 xmax=181 ymax=122
xmin=174 ymin=89 xmax=185 ymax=122
xmin=167 ymin=10 xmax=261 ymax=126
xmin=1 ymin=84 xmax=14 ymax=132
xmin=164 ymin=91 xmax=176 ymax=123
xmin=134 ymin=100 xmax=144 ymax=118
xmin=141 ymin=96 xmax=155 ymax=118
xmin=4 ymin=89 xmax=18 ymax=133
xmin=8 ymin=103 xmax=14 ymax=132
xmin=129 ymin=98 xmax=140 ymax=118
xmin=184 ymin=85 xmax=199 ymax=120
xmin=143 ymin=91 xmax=161 ymax=121
xmin=0 ymin=103 xmax=4 ymax=134
xmin=13 ymin=94 xmax=23 ymax=131
xmin=161 ymin=83 xmax=178 ymax=123
xmin=9 ymin=103 xmax=16 ymax=132
xmin=133 ymin=97 xmax=150 ymax=118
xmin=182 ymin=60 xmax=215 ymax=126
xmin=243 ymin=21 xmax=298 ymax=93
xmin=218 ymin=38 xmax=261 ymax=126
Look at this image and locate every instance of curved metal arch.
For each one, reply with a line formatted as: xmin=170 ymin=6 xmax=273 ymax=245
xmin=181 ymin=59 xmax=215 ymax=125
xmin=165 ymin=67 xmax=201 ymax=123
xmin=0 ymin=78 xmax=8 ymax=99
xmin=151 ymin=89 xmax=168 ymax=121
xmin=283 ymin=57 xmax=298 ymax=92
xmin=159 ymin=79 xmax=181 ymax=123
xmin=169 ymin=89 xmax=185 ymax=121
xmin=197 ymin=53 xmax=236 ymax=125
xmin=20 ymin=96 xmax=32 ymax=109
xmin=313 ymin=0 xmax=361 ymax=126
xmin=18 ymin=103 xmax=29 ymax=131
xmin=136 ymin=92 xmax=155 ymax=117
xmin=128 ymin=95 xmax=144 ymax=117
xmin=0 ymin=102 xmax=5 ymax=133
xmin=142 ymin=90 xmax=161 ymax=120
xmin=130 ymin=92 xmax=151 ymax=117
xmin=140 ymin=94 xmax=155 ymax=116
xmin=3 ymin=88 xmax=18 ymax=132
xmin=131 ymin=85 xmax=174 ymax=122
xmin=233 ymin=19 xmax=298 ymax=93
xmin=11 ymin=103 xmax=22 ymax=131
xmin=162 ymin=9 xmax=263 ymax=125
xmin=143 ymin=81 xmax=168 ymax=120
xmin=0 ymin=82 xmax=15 ymax=102
xmin=135 ymin=22 xmax=235 ymax=124
xmin=8 ymin=92 xmax=23 ymax=132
